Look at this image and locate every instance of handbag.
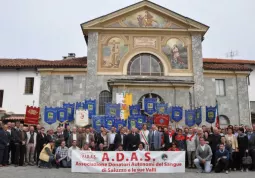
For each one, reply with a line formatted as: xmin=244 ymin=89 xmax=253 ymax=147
xmin=242 ymin=152 xmax=252 ymax=165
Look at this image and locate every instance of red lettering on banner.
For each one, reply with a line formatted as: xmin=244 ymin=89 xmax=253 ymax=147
xmin=102 ymin=153 xmax=109 ymax=161
xmin=116 ymin=153 xmax=124 ymax=161
xmin=144 ymin=152 xmax=151 ymax=161
xmin=130 ymin=152 xmax=138 ymax=161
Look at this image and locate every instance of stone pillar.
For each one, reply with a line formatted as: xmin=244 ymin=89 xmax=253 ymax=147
xmin=86 ymin=32 xmax=99 ymax=113
xmin=237 ymin=76 xmax=250 ymax=125
xmin=192 ymin=35 xmax=206 ymax=124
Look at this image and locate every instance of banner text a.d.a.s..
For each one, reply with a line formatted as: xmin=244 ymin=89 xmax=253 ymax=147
xmin=72 ymin=151 xmax=185 ymax=173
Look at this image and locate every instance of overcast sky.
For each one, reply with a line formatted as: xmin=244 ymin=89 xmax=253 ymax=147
xmin=0 ymin=0 xmax=255 ymax=60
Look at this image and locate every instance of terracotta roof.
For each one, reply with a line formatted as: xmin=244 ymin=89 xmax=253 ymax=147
xmin=203 ymin=58 xmax=255 ymax=64
xmin=203 ymin=63 xmax=252 ymax=71
xmin=203 ymin=58 xmax=254 ymax=71
xmin=0 ymin=57 xmax=87 ymax=69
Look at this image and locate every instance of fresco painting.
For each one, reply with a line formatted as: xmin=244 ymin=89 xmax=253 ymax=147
xmin=121 ymin=10 xmax=182 ymax=28
xmin=102 ymin=37 xmax=128 ymax=68
xmin=162 ymin=38 xmax=188 ymax=69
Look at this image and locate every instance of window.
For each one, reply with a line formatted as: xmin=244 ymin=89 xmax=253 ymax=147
xmin=64 ymin=77 xmax=73 ymax=95
xmin=127 ymin=53 xmax=164 ymax=76
xmin=0 ymin=90 xmax=3 ymax=108
xmin=24 ymin=77 xmax=34 ymax=94
xmin=99 ymin=91 xmax=112 ymax=115
xmin=216 ymin=79 xmax=225 ymax=96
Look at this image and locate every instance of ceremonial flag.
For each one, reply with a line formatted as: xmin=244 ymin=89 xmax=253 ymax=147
xmin=44 ymin=107 xmax=57 ymax=125
xmin=185 ymin=109 xmax=196 ymax=127
xmin=24 ymin=106 xmax=40 ymax=125
xmin=206 ymin=106 xmax=216 ymax=124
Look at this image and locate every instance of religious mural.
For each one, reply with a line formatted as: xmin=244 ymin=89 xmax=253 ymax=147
xmin=102 ymin=37 xmax=128 ymax=68
xmin=162 ymin=38 xmax=188 ymax=69
xmin=108 ymin=10 xmax=182 ymax=28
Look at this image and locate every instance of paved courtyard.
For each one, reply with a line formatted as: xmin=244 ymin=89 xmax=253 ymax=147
xmin=0 ymin=166 xmax=253 ymax=178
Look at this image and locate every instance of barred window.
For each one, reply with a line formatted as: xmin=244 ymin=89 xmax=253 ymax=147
xmin=24 ymin=77 xmax=34 ymax=94
xmin=64 ymin=77 xmax=73 ymax=95
xmin=127 ymin=53 xmax=164 ymax=76
xmin=99 ymin=91 xmax=112 ymax=115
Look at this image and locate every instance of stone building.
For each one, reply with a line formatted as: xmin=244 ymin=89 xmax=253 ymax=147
xmin=0 ymin=1 xmax=252 ymax=127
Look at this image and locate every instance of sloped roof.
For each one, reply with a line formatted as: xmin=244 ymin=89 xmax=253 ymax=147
xmin=203 ymin=58 xmax=255 ymax=64
xmin=0 ymin=57 xmax=87 ymax=68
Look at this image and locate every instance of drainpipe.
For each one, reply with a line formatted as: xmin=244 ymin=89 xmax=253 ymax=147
xmin=235 ymin=72 xmax=241 ymax=125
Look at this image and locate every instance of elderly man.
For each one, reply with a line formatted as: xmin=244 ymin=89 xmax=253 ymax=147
xmin=194 ymin=137 xmax=213 ymax=173
xmin=67 ymin=140 xmax=80 ymax=168
xmin=209 ymin=127 xmax=221 ymax=168
xmin=126 ymin=128 xmax=140 ymax=151
xmin=68 ymin=127 xmax=81 ymax=148
xmin=148 ymin=125 xmax=161 ymax=151
xmin=186 ymin=128 xmax=197 ymax=168
xmin=26 ymin=126 xmax=37 ymax=165
xmin=163 ymin=125 xmax=176 ymax=151
xmin=107 ymin=127 xmax=117 ymax=151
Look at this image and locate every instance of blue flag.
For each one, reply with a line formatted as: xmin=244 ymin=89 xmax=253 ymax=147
xmin=76 ymin=102 xmax=85 ymax=110
xmin=57 ymin=107 xmax=68 ymax=123
xmin=128 ymin=116 xmax=137 ymax=130
xmin=156 ymin=103 xmax=168 ymax=114
xmin=171 ymin=106 xmax=183 ymax=122
xmin=129 ymin=105 xmax=141 ymax=116
xmin=92 ymin=116 xmax=105 ymax=132
xmin=63 ymin=103 xmax=75 ymax=122
xmin=185 ymin=109 xmax=196 ymax=127
xmin=105 ymin=116 xmax=115 ymax=131
xmin=105 ymin=103 xmax=120 ymax=118
xmin=195 ymin=107 xmax=202 ymax=126
xmin=84 ymin=99 xmax=96 ymax=119
xmin=114 ymin=119 xmax=127 ymax=132
xmin=144 ymin=98 xmax=157 ymax=116
xmin=206 ymin=106 xmax=216 ymax=124
xmin=146 ymin=116 xmax=154 ymax=129
xmin=44 ymin=107 xmax=57 ymax=125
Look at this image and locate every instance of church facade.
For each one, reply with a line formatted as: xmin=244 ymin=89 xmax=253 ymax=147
xmin=38 ymin=1 xmax=251 ymax=127
xmin=0 ymin=1 xmax=251 ymax=127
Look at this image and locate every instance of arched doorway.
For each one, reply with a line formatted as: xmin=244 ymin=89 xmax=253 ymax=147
xmin=219 ymin=115 xmax=230 ymax=128
xmin=137 ymin=93 xmax=164 ymax=112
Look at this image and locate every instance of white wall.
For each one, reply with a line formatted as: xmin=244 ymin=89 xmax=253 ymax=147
xmin=0 ymin=69 xmax=41 ymax=114
xmin=248 ymin=65 xmax=255 ymax=102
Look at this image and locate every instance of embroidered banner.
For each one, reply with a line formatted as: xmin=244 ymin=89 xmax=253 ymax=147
xmin=24 ymin=106 xmax=40 ymax=125
xmin=105 ymin=116 xmax=115 ymax=131
xmin=129 ymin=105 xmax=141 ymax=116
xmin=44 ymin=107 xmax=57 ymax=125
xmin=156 ymin=103 xmax=168 ymax=114
xmin=206 ymin=106 xmax=216 ymax=124
xmin=75 ymin=110 xmax=89 ymax=127
xmin=146 ymin=116 xmax=154 ymax=129
xmin=76 ymin=102 xmax=85 ymax=110
xmin=114 ymin=119 xmax=127 ymax=131
xmin=71 ymin=151 xmax=185 ymax=173
xmin=195 ymin=107 xmax=202 ymax=126
xmin=57 ymin=107 xmax=68 ymax=123
xmin=84 ymin=99 xmax=96 ymax=119
xmin=144 ymin=98 xmax=157 ymax=116
xmin=154 ymin=114 xmax=169 ymax=127
xmin=105 ymin=103 xmax=121 ymax=118
xmin=171 ymin=106 xmax=183 ymax=123
xmin=63 ymin=103 xmax=75 ymax=122
xmin=92 ymin=115 xmax=105 ymax=132
xmin=128 ymin=116 xmax=137 ymax=130
xmin=185 ymin=109 xmax=196 ymax=127
xmin=128 ymin=115 xmax=146 ymax=130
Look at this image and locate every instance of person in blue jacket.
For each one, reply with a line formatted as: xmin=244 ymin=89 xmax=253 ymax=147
xmin=215 ymin=143 xmax=230 ymax=174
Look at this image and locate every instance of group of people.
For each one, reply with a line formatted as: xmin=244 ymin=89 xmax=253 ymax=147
xmin=1 ymin=120 xmax=255 ymax=174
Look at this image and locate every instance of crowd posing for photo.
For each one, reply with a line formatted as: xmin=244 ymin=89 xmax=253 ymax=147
xmin=0 ymin=121 xmax=255 ymax=174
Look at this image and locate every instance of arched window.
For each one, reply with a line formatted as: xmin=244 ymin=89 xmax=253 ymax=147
xmin=99 ymin=91 xmax=112 ymax=115
xmin=219 ymin=115 xmax=230 ymax=127
xmin=127 ymin=53 xmax=164 ymax=76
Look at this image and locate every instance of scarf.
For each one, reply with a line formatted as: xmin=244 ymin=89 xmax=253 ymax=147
xmin=168 ymin=130 xmax=175 ymax=138
xmin=186 ymin=134 xmax=195 ymax=141
xmin=175 ymin=135 xmax=185 ymax=141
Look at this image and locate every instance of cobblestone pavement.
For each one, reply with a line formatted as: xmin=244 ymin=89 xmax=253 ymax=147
xmin=0 ymin=166 xmax=253 ymax=178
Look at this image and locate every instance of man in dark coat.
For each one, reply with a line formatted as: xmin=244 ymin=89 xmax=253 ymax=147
xmin=209 ymin=127 xmax=221 ymax=168
xmin=0 ymin=123 xmax=8 ymax=167
xmin=3 ymin=124 xmax=11 ymax=166
xmin=36 ymin=127 xmax=47 ymax=165
xmin=163 ymin=125 xmax=176 ymax=150
xmin=11 ymin=121 xmax=22 ymax=167
xmin=126 ymin=128 xmax=140 ymax=151
xmin=114 ymin=127 xmax=127 ymax=150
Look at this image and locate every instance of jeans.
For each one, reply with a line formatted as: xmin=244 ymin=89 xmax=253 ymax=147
xmin=194 ymin=158 xmax=212 ymax=173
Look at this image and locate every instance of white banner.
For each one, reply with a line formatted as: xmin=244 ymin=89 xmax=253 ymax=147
xmin=75 ymin=110 xmax=88 ymax=127
xmin=72 ymin=151 xmax=185 ymax=173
